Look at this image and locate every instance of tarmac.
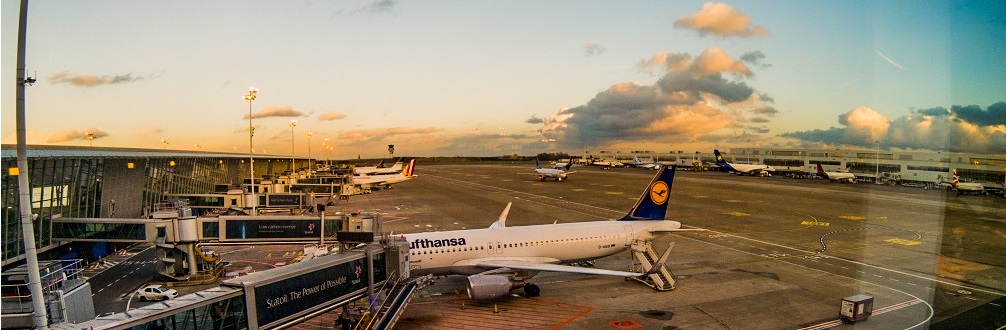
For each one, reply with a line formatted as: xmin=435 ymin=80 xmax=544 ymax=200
xmin=92 ymin=163 xmax=1006 ymax=329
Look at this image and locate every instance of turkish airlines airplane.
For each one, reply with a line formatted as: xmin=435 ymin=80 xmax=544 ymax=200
xmin=402 ymin=165 xmax=699 ymax=300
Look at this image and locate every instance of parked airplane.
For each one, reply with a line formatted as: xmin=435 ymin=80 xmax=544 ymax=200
xmin=713 ymin=150 xmax=774 ymax=176
xmin=951 ymin=169 xmax=985 ymax=195
xmin=632 ymin=156 xmax=661 ymax=170
xmin=590 ymin=158 xmax=625 ymax=167
xmin=534 ymin=158 xmax=574 ymax=181
xmin=552 ymin=159 xmax=571 ymax=170
xmin=353 ymin=159 xmax=404 ymax=175
xmin=402 ymin=165 xmax=700 ymax=300
xmin=815 ymin=163 xmax=856 ymax=183
xmin=352 ymin=159 xmax=416 ymax=189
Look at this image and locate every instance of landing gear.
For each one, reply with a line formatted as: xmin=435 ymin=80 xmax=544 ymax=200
xmin=523 ymin=283 xmax=540 ymax=297
xmin=539 ymin=176 xmax=546 ymax=182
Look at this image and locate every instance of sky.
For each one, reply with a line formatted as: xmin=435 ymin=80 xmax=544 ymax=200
xmin=2 ymin=0 xmax=1005 ymax=158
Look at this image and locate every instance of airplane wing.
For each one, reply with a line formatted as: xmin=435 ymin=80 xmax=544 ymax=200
xmin=475 ymin=260 xmax=644 ymax=277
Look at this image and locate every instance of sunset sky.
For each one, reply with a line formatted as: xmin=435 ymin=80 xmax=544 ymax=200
xmin=2 ymin=1 xmax=1004 ymax=158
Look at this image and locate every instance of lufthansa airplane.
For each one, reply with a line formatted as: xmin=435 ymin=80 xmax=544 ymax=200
xmin=713 ymin=149 xmax=774 ymax=176
xmin=402 ymin=165 xmax=698 ymax=300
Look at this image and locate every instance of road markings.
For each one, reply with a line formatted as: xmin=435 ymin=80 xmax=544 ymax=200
xmin=839 ymin=215 xmax=865 ymax=220
xmin=800 ymin=221 xmax=830 ymax=226
xmin=723 ymin=211 xmax=751 ymax=217
xmin=604 ymin=191 xmax=624 ymax=195
xmin=884 ymin=238 xmax=922 ymax=246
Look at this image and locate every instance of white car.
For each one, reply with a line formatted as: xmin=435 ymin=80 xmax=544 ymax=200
xmin=136 ymin=285 xmax=178 ymax=301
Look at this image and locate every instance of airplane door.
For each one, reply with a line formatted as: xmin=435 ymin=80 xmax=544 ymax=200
xmin=623 ymin=225 xmax=633 ymax=246
xmin=487 ymin=242 xmax=495 ymax=255
xmin=495 ymin=241 xmax=502 ymax=254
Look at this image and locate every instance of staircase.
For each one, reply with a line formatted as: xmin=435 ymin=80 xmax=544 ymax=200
xmin=355 ymin=274 xmax=433 ymax=330
xmin=629 ymin=240 xmax=675 ymax=291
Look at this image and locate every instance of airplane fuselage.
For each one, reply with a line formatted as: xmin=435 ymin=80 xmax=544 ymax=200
xmin=401 ymin=220 xmax=679 ymax=276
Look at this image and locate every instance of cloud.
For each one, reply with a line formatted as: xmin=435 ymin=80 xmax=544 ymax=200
xmin=674 ymin=2 xmax=768 ymax=38
xmin=584 ymin=42 xmax=606 ymax=57
xmin=337 ymin=127 xmax=443 ymax=144
xmin=952 ymin=102 xmax=1006 ymax=126
xmin=244 ymin=106 xmax=305 ymax=119
xmin=536 ymin=48 xmax=773 ymax=148
xmin=525 ymin=116 xmax=545 ymax=124
xmin=318 ymin=112 xmax=347 ymax=121
xmin=351 ymin=0 xmax=397 ymax=15
xmin=636 ymin=48 xmax=752 ymax=78
xmin=49 ymin=71 xmax=147 ymax=87
xmin=740 ymin=51 xmax=771 ymax=68
xmin=47 ymin=128 xmax=109 ymax=143
xmin=876 ymin=50 xmax=905 ymax=70
xmin=781 ymin=102 xmax=1006 ymax=153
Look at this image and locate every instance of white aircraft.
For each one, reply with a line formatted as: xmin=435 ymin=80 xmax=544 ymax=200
xmin=713 ymin=150 xmax=774 ymax=176
xmin=590 ymin=158 xmax=625 ymax=167
xmin=552 ymin=159 xmax=571 ymax=170
xmin=402 ymin=165 xmax=700 ymax=300
xmin=951 ymin=169 xmax=985 ymax=195
xmin=352 ymin=159 xmax=416 ymax=189
xmin=815 ymin=163 xmax=856 ymax=183
xmin=534 ymin=158 xmax=574 ymax=182
xmin=632 ymin=156 xmax=661 ymax=170
xmin=353 ymin=159 xmax=404 ymax=175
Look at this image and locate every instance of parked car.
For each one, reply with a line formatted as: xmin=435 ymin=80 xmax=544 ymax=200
xmin=136 ymin=285 xmax=178 ymax=301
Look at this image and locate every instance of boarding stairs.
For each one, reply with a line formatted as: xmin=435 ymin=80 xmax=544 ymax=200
xmin=355 ymin=273 xmax=433 ymax=330
xmin=629 ymin=240 xmax=676 ymax=291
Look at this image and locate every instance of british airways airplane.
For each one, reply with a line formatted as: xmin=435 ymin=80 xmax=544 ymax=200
xmin=402 ymin=165 xmax=698 ymax=300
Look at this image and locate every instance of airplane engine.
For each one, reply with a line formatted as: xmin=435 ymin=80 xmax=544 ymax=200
xmin=466 ymin=274 xmax=520 ymax=300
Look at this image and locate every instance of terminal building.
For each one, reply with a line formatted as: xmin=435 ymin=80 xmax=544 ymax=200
xmin=1 ymin=144 xmax=416 ymax=330
xmin=582 ymin=148 xmax=1006 ymax=190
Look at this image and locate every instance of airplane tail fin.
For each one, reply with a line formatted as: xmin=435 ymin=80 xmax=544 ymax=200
xmin=713 ymin=149 xmax=729 ymax=166
xmin=564 ymin=162 xmax=572 ymax=171
xmin=534 ymin=158 xmax=542 ymax=169
xmin=619 ymin=165 xmax=675 ymax=221
xmin=402 ymin=159 xmax=416 ymax=177
xmin=952 ymin=169 xmax=959 ymax=188
xmin=376 ymin=159 xmax=385 ymax=168
xmin=815 ymin=163 xmax=827 ymax=176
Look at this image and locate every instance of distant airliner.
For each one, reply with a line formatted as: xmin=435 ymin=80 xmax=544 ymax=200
xmin=951 ymin=169 xmax=985 ymax=195
xmin=815 ymin=163 xmax=856 ymax=183
xmin=352 ymin=159 xmax=416 ymax=189
xmin=534 ymin=158 xmax=574 ymax=182
xmin=353 ymin=159 xmax=404 ymax=175
xmin=632 ymin=156 xmax=661 ymax=170
xmin=713 ymin=150 xmax=774 ymax=176
xmin=402 ymin=165 xmax=701 ymax=300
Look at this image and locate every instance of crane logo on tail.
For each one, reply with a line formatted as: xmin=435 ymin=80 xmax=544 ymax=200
xmin=649 ymin=181 xmax=669 ymax=205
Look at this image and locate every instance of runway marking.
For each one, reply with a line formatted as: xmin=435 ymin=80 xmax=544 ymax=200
xmin=570 ymin=188 xmax=586 ymax=191
xmin=603 ymin=191 xmax=623 ymax=195
xmin=692 ymin=195 xmax=709 ymax=198
xmin=799 ymin=298 xmax=923 ymax=330
xmin=884 ymin=238 xmax=921 ymax=246
xmin=800 ymin=221 xmax=830 ymax=226
xmin=723 ymin=211 xmax=750 ymax=217
xmin=839 ymin=215 xmax=866 ymax=220
xmin=722 ymin=199 xmax=743 ymax=203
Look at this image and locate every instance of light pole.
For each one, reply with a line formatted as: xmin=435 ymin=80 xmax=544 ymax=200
xmin=85 ymin=132 xmax=95 ymax=146
xmin=243 ymin=87 xmax=258 ymax=215
xmin=875 ymin=140 xmax=880 ymax=183
xmin=306 ymin=131 xmax=313 ymax=172
xmin=160 ymin=139 xmax=169 ymax=149
xmin=289 ymin=120 xmax=297 ymax=173
xmin=323 ymin=138 xmax=330 ymax=168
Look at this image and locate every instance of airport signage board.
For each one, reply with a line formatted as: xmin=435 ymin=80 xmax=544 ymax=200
xmin=223 ymin=218 xmax=320 ymax=241
xmin=253 ymin=258 xmax=369 ymax=328
xmin=266 ymin=194 xmax=302 ymax=207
